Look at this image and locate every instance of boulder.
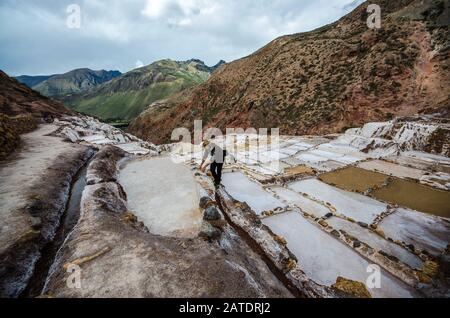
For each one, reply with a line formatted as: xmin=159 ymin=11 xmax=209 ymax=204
xmin=199 ymin=196 xmax=214 ymax=209
xmin=199 ymin=222 xmax=221 ymax=240
xmin=203 ymin=206 xmax=221 ymax=221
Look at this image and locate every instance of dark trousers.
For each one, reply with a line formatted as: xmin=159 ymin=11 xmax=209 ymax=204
xmin=210 ymin=162 xmax=223 ymax=186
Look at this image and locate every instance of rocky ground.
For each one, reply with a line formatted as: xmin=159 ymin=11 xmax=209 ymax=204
xmin=0 ymin=124 xmax=93 ymax=297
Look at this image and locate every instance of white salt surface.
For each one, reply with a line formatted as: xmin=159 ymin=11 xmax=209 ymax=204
xmin=327 ymin=217 xmax=423 ymax=269
xmin=115 ymin=142 xmax=151 ymax=155
xmin=222 ymin=172 xmax=285 ymax=215
xmin=378 ymin=208 xmax=450 ymax=256
xmin=119 ymin=157 xmax=202 ymax=238
xmin=403 ymin=151 xmax=450 ymax=165
xmin=288 ymin=179 xmax=387 ymax=224
xmin=263 ymin=212 xmax=416 ymax=298
xmin=357 ymin=160 xmax=425 ymax=180
xmin=268 ymin=186 xmax=331 ymax=218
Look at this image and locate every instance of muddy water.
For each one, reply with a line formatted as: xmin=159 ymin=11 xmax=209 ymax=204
xmin=319 ymin=167 xmax=389 ymax=192
xmin=21 ymin=163 xmax=90 ymax=298
xmin=285 ymin=165 xmax=314 ymax=175
xmin=318 ymin=166 xmax=450 ymax=218
xmin=373 ymin=179 xmax=450 ymax=218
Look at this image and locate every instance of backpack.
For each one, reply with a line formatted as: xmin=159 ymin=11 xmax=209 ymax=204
xmin=211 ymin=147 xmax=227 ymax=161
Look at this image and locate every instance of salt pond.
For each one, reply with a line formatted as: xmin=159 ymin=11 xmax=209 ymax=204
xmin=119 ymin=157 xmax=202 ymax=238
xmin=222 ymin=172 xmax=285 ymax=215
xmin=378 ymin=208 xmax=450 ymax=256
xmin=288 ymin=179 xmax=387 ymax=224
xmin=262 ymin=212 xmax=417 ymax=298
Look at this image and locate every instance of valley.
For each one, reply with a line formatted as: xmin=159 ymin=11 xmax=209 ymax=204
xmin=0 ymin=0 xmax=449 ymax=300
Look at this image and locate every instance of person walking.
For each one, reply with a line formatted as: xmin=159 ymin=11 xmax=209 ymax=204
xmin=200 ymin=137 xmax=228 ymax=188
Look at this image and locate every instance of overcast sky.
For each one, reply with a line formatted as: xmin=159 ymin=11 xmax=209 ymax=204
xmin=0 ymin=0 xmax=364 ymax=76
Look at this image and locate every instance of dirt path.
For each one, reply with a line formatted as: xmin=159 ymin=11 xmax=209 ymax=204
xmin=0 ymin=124 xmax=92 ymax=297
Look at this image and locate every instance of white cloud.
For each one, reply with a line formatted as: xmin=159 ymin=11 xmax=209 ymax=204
xmin=0 ymin=0 xmax=365 ymax=75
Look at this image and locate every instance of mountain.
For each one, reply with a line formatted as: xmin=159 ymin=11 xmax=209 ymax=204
xmin=61 ymin=59 xmax=224 ymax=123
xmin=128 ymin=0 xmax=450 ymax=144
xmin=31 ymin=69 xmax=122 ymax=97
xmin=0 ymin=70 xmax=74 ymax=117
xmin=14 ymin=75 xmax=54 ymax=88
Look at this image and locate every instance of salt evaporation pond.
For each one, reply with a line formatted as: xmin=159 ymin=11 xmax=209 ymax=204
xmin=262 ymin=211 xmax=417 ymax=298
xmin=378 ymin=208 xmax=450 ymax=256
xmin=222 ymin=172 xmax=285 ymax=215
xmin=327 ymin=217 xmax=423 ymax=269
xmin=119 ymin=157 xmax=202 ymax=238
xmin=288 ymin=179 xmax=387 ymax=224
xmin=267 ymin=186 xmax=330 ymax=218
xmin=372 ymin=178 xmax=450 ymax=218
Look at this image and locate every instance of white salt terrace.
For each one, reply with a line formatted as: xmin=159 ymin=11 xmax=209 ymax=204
xmin=57 ymin=116 xmax=157 ymax=156
xmin=222 ymin=171 xmax=285 ymax=215
xmin=378 ymin=208 xmax=450 ymax=256
xmin=262 ymin=212 xmax=417 ymax=298
xmin=288 ymin=179 xmax=387 ymax=224
xmin=326 ymin=217 xmax=424 ymax=269
xmin=119 ymin=157 xmax=202 ymax=238
xmin=215 ymin=129 xmax=450 ymax=297
xmin=358 ymin=159 xmax=426 ymax=180
xmin=267 ymin=186 xmax=331 ymax=218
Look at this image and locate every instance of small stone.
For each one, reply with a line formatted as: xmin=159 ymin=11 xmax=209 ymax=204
xmin=331 ymin=230 xmax=340 ymax=238
xmin=30 ymin=217 xmax=42 ymax=230
xmin=123 ymin=212 xmax=138 ymax=224
xmin=26 ymin=200 xmax=46 ymax=216
xmin=324 ymin=213 xmax=333 ymax=219
xmin=204 ymin=206 xmax=221 ymax=221
xmin=274 ymin=235 xmax=287 ymax=246
xmin=353 ymin=240 xmax=362 ymax=248
xmin=380 ymin=251 xmax=399 ymax=263
xmin=285 ymin=259 xmax=297 ymax=271
xmin=374 ymin=228 xmax=386 ymax=238
xmin=199 ymin=196 xmax=213 ymax=209
xmin=199 ymin=222 xmax=221 ymax=240
xmin=357 ymin=222 xmax=369 ymax=228
xmin=417 ymin=272 xmax=432 ymax=284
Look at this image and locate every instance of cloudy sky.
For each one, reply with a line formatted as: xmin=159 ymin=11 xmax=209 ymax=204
xmin=0 ymin=0 xmax=364 ymax=76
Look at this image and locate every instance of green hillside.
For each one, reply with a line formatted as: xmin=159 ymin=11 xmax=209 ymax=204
xmin=62 ymin=59 xmax=222 ymax=122
xmin=33 ymin=69 xmax=121 ymax=97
